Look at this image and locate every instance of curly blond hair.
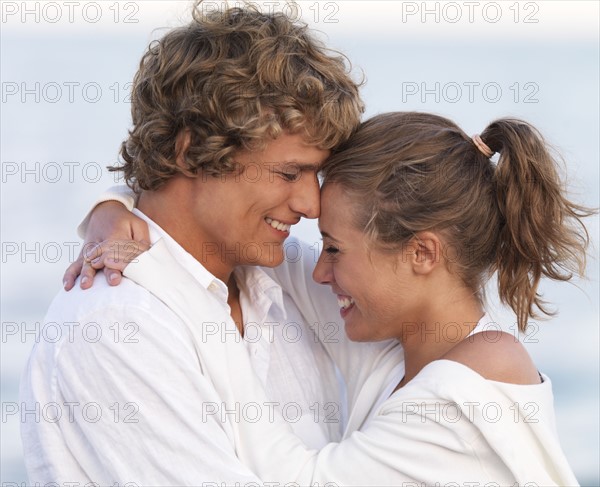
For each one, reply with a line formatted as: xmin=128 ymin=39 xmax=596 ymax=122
xmin=112 ymin=1 xmax=364 ymax=190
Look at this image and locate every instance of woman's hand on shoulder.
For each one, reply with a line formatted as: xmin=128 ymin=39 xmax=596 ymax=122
xmin=442 ymin=331 xmax=541 ymax=385
xmin=63 ymin=201 xmax=150 ymax=291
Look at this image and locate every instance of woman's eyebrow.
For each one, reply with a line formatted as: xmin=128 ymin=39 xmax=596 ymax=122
xmin=320 ymin=231 xmax=340 ymax=242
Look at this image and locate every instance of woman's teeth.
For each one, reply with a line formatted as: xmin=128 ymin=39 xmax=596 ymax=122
xmin=265 ymin=217 xmax=291 ymax=232
xmin=337 ymin=297 xmax=355 ymax=310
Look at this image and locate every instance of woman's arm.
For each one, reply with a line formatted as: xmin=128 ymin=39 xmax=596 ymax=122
xmin=63 ymin=185 xmax=149 ymax=290
xmin=216 ymin=359 xmax=512 ymax=487
xmin=75 ymin=184 xmax=138 ymax=237
xmin=217 ymin=351 xmax=569 ymax=487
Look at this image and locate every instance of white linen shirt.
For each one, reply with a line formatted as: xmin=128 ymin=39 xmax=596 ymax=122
xmin=20 ymin=210 xmax=341 ymax=485
xmin=122 ymin=236 xmax=577 ymax=486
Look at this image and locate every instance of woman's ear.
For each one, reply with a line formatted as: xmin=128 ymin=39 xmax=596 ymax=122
xmin=405 ymin=231 xmax=443 ymax=275
xmin=175 ymin=129 xmax=192 ymax=168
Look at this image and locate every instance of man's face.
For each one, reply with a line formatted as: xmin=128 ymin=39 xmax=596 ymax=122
xmin=188 ymin=132 xmax=329 ymax=270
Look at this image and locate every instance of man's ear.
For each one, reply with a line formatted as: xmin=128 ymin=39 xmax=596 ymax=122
xmin=175 ymin=129 xmax=192 ymax=168
xmin=405 ymin=231 xmax=442 ymax=275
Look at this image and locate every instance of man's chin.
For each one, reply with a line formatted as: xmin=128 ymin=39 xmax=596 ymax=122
xmin=254 ymin=244 xmax=285 ymax=268
xmin=259 ymin=254 xmax=285 ymax=268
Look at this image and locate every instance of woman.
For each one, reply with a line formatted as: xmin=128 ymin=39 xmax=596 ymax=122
xmin=68 ymin=112 xmax=592 ymax=485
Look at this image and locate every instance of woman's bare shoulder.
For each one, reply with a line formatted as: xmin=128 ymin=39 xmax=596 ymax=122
xmin=442 ymin=331 xmax=541 ymax=385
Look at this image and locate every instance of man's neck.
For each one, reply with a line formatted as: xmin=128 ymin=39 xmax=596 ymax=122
xmin=138 ymin=188 xmax=246 ymax=335
xmin=137 ymin=186 xmax=234 ymax=284
xmin=226 ymin=274 xmax=244 ymax=336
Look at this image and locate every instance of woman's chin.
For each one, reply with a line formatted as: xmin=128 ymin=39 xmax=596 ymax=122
xmin=344 ymin=319 xmax=372 ymax=342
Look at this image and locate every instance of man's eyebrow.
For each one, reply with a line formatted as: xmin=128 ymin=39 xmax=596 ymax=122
xmin=289 ymin=162 xmax=322 ymax=171
xmin=269 ymin=161 xmax=322 ymax=170
xmin=261 ymin=161 xmax=321 ymax=171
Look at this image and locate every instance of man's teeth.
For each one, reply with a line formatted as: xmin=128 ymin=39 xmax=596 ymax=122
xmin=337 ymin=297 xmax=355 ymax=309
xmin=265 ymin=217 xmax=291 ymax=232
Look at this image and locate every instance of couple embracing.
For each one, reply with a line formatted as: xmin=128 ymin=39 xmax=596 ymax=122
xmin=21 ymin=2 xmax=591 ymax=486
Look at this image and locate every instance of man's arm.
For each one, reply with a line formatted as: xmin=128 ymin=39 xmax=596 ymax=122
xmin=47 ymin=294 xmax=261 ymax=485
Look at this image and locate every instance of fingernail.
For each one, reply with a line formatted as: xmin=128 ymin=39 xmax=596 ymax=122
xmin=109 ymin=273 xmax=119 ymax=283
xmin=63 ymin=279 xmax=68 ymax=289
xmin=81 ymin=276 xmax=89 ymax=286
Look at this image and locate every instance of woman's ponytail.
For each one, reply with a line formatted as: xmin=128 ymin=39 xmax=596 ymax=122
xmin=481 ymin=119 xmax=594 ymax=331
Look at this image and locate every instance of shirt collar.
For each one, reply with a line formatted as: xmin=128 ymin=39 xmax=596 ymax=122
xmin=234 ymin=265 xmax=287 ymax=321
xmin=132 ymin=208 xmax=228 ymax=298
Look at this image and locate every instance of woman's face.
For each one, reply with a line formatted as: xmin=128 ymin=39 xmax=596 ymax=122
xmin=312 ymin=184 xmax=421 ymax=342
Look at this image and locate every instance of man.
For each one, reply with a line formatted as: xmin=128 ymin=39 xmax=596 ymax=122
xmin=20 ymin=3 xmax=363 ymax=484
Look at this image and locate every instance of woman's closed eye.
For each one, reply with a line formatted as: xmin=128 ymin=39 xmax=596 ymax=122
xmin=324 ymin=245 xmax=339 ymax=255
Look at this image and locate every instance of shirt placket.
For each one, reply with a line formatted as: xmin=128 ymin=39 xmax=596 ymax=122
xmin=244 ymin=295 xmax=273 ymax=389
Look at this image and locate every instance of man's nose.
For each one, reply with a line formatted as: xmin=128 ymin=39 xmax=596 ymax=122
xmin=290 ymin=173 xmax=320 ymax=219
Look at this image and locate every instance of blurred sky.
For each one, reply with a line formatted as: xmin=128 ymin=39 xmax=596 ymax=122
xmin=2 ymin=1 xmax=599 ymax=485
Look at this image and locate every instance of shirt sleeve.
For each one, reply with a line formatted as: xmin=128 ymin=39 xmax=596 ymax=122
xmin=219 ymin=355 xmax=564 ymax=487
xmin=53 ymin=302 xmax=263 ymax=485
xmin=76 ymin=184 xmax=137 ymax=238
xmin=226 ymin=384 xmax=497 ymax=486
